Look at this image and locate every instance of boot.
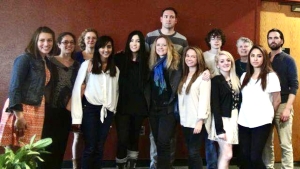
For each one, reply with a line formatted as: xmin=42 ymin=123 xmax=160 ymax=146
xmin=116 ymin=162 xmax=126 ymax=169
xmin=72 ymin=158 xmax=81 ymax=169
xmin=127 ymin=159 xmax=137 ymax=169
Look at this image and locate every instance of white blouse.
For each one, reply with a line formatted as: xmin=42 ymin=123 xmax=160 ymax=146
xmin=71 ymin=60 xmax=119 ymax=124
xmin=178 ymin=74 xmax=211 ymax=129
xmin=238 ymin=72 xmax=280 ymax=128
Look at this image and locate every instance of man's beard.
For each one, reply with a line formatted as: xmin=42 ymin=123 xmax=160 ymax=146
xmin=268 ymin=43 xmax=281 ymax=50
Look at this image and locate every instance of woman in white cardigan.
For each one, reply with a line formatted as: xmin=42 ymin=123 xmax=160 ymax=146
xmin=71 ymin=36 xmax=119 ymax=169
xmin=178 ymin=46 xmax=211 ymax=169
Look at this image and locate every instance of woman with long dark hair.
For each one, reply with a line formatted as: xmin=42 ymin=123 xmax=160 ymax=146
xmin=114 ymin=30 xmax=149 ymax=169
xmin=0 ymin=26 xmax=56 ymax=146
xmin=71 ymin=36 xmax=119 ymax=169
xmin=238 ymin=45 xmax=281 ymax=169
xmin=40 ymin=32 xmax=80 ymax=169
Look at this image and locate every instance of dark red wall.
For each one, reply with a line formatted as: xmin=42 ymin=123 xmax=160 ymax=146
xmin=0 ymin=0 xmax=260 ymax=160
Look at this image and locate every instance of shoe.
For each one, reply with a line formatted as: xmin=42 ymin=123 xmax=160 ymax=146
xmin=127 ymin=159 xmax=137 ymax=169
xmin=116 ymin=162 xmax=126 ymax=169
xmin=72 ymin=158 xmax=81 ymax=169
xmin=150 ymin=164 xmax=156 ymax=169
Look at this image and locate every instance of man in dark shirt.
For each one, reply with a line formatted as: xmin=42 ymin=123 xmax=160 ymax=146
xmin=263 ymin=28 xmax=298 ymax=169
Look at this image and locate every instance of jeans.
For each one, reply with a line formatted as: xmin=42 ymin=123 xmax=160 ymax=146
xmin=115 ymin=113 xmax=146 ymax=162
xmin=239 ymin=124 xmax=271 ymax=169
xmin=81 ymin=99 xmax=114 ymax=169
xmin=182 ymin=126 xmax=205 ymax=169
xmin=205 ymin=130 xmax=218 ymax=169
xmin=263 ymin=104 xmax=294 ymax=169
xmin=149 ymin=109 xmax=176 ymax=169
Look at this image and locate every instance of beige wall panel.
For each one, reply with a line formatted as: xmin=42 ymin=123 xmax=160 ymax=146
xmin=260 ymin=1 xmax=300 ymax=162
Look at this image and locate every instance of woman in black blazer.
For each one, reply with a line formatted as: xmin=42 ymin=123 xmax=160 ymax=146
xmin=209 ymin=51 xmax=240 ymax=169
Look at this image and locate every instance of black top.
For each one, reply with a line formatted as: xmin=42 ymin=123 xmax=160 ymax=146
xmin=150 ymin=69 xmax=172 ymax=109
xmin=114 ymin=52 xmax=148 ymax=116
xmin=270 ymin=52 xmax=298 ymax=103
xmin=235 ymin=59 xmax=247 ymax=78
xmin=46 ymin=57 xmax=80 ymax=108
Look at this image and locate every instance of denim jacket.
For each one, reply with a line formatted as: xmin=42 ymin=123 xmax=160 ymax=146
xmin=7 ymin=53 xmax=50 ymax=112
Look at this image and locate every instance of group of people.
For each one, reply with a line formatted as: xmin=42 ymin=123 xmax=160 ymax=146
xmin=0 ymin=6 xmax=298 ymax=169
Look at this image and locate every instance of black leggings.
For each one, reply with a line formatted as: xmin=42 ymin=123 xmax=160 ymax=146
xmin=115 ymin=114 xmax=146 ymax=160
xmin=238 ymin=124 xmax=271 ymax=169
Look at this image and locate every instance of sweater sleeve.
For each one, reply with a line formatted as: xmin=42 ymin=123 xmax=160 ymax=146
xmin=71 ymin=60 xmax=88 ymax=124
xmin=197 ymin=77 xmax=211 ymax=120
xmin=287 ymin=57 xmax=298 ymax=95
xmin=211 ymin=77 xmax=225 ymax=135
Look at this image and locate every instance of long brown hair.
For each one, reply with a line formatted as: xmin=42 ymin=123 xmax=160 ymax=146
xmin=178 ymin=46 xmax=206 ymax=94
xmin=25 ymin=26 xmax=57 ymax=58
xmin=241 ymin=45 xmax=274 ymax=90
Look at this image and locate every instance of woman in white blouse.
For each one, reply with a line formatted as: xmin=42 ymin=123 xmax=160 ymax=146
xmin=238 ymin=45 xmax=281 ymax=169
xmin=71 ymin=36 xmax=119 ymax=169
xmin=178 ymin=46 xmax=211 ymax=169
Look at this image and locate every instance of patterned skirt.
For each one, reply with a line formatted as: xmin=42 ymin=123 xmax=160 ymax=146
xmin=0 ymin=98 xmax=46 ymax=146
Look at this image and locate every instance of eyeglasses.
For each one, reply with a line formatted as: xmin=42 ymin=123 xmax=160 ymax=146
xmin=211 ymin=36 xmax=222 ymax=41
xmin=61 ymin=41 xmax=75 ymax=45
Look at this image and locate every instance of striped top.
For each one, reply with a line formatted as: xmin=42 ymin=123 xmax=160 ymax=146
xmin=145 ymin=29 xmax=188 ymax=56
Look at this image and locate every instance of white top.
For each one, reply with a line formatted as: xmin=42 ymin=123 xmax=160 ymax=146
xmin=203 ymin=51 xmax=218 ymax=78
xmin=71 ymin=60 xmax=119 ymax=124
xmin=178 ymin=74 xmax=211 ymax=129
xmin=238 ymin=72 xmax=280 ymax=128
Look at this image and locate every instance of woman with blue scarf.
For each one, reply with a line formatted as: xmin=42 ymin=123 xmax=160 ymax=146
xmin=148 ymin=35 xmax=181 ymax=169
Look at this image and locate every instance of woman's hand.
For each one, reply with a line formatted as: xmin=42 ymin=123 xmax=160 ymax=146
xmin=202 ymin=69 xmax=211 ymax=81
xmin=13 ymin=111 xmax=27 ymax=137
xmin=217 ymin=133 xmax=227 ymax=141
xmin=193 ymin=120 xmax=203 ymax=134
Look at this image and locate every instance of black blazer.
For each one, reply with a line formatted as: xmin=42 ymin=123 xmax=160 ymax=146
xmin=147 ymin=64 xmax=182 ymax=115
xmin=211 ymin=75 xmax=234 ymax=135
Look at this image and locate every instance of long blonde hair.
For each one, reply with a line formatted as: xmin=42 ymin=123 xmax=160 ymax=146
xmin=215 ymin=51 xmax=240 ymax=93
xmin=149 ymin=35 xmax=180 ymax=70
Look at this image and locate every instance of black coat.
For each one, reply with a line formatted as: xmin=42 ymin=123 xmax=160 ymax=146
xmin=114 ymin=52 xmax=150 ymax=115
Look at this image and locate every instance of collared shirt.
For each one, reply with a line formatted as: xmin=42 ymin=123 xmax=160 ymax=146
xmin=271 ymin=52 xmax=298 ymax=103
xmin=71 ymin=60 xmax=119 ymax=124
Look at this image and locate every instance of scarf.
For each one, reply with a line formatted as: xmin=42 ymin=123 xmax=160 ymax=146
xmin=153 ymin=56 xmax=167 ymax=95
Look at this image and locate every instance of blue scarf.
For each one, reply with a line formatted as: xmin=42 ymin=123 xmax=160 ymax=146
xmin=153 ymin=56 xmax=167 ymax=95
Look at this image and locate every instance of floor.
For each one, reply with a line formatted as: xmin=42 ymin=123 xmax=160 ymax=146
xmin=62 ymin=162 xmax=300 ymax=169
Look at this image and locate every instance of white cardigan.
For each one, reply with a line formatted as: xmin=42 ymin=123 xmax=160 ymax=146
xmin=71 ymin=60 xmax=119 ymax=124
xmin=178 ymin=74 xmax=211 ymax=129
